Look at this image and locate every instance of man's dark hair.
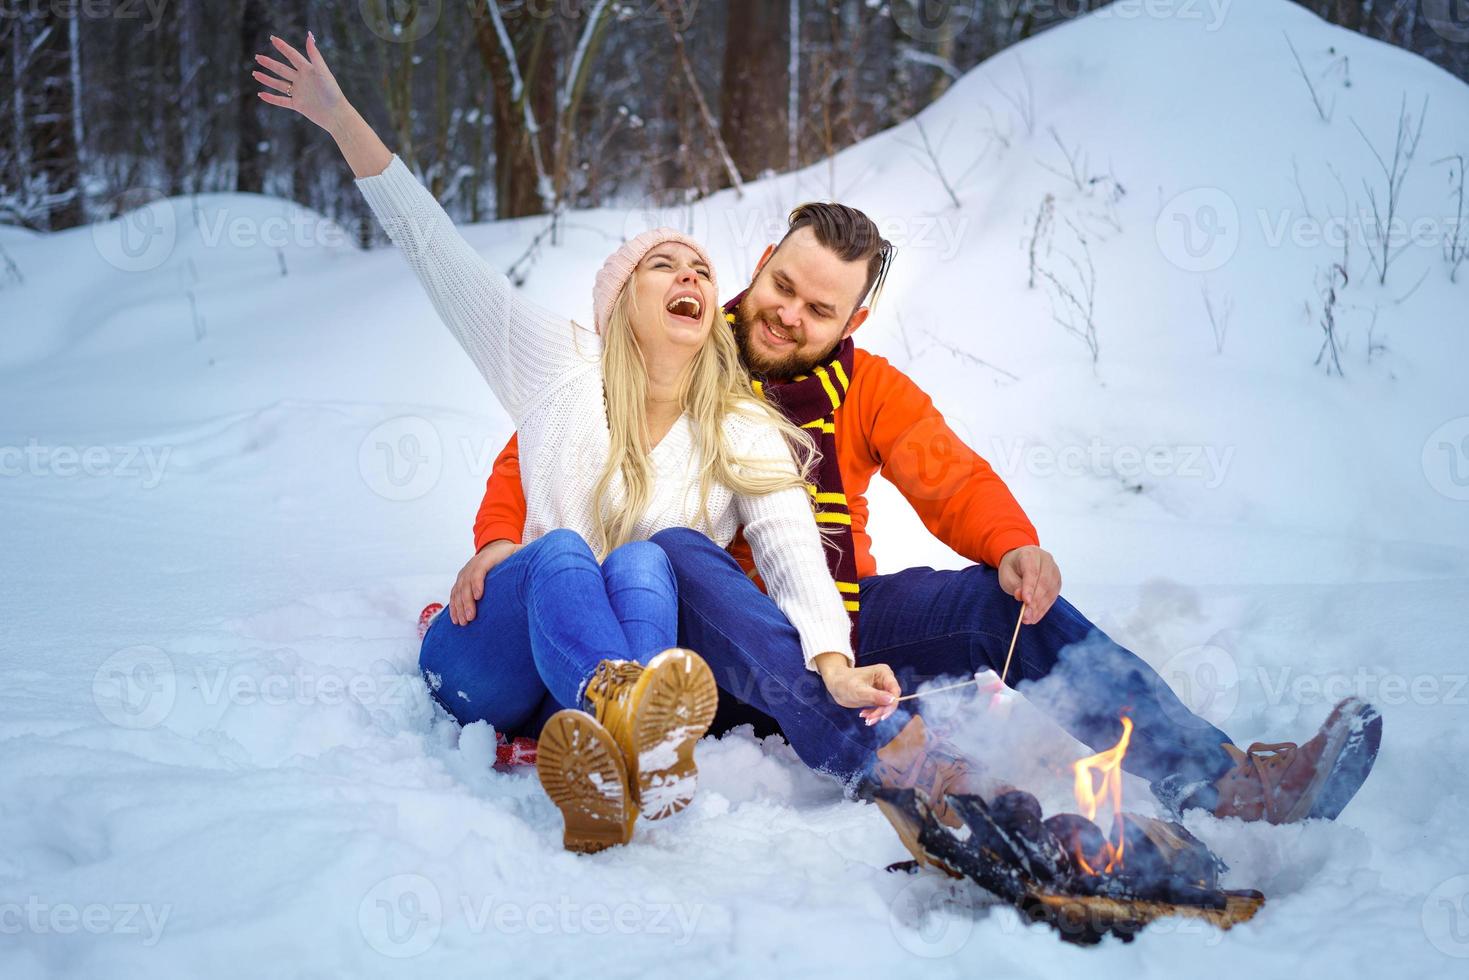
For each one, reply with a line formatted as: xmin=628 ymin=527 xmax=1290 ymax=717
xmin=777 ymin=202 xmax=895 ymax=315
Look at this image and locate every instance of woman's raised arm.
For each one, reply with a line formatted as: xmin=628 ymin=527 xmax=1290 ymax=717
xmin=252 ymin=33 xmax=594 ymax=420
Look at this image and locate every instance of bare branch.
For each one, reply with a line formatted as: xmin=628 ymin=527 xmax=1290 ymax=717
xmin=0 ymin=241 xmax=22 ymax=288
xmin=990 ymin=55 xmax=1035 ymax=138
xmin=1314 ymin=258 xmax=1348 ymax=376
xmin=1027 ymin=192 xmax=1054 ymax=289
xmin=1433 ymin=153 xmax=1468 ymax=283
xmin=905 ymin=115 xmax=961 ymax=209
xmin=1350 ymin=92 xmax=1430 ymax=285
xmin=1038 ymin=218 xmax=1100 ymax=368
xmin=1200 ymin=281 xmax=1233 ymax=354
xmin=1284 ymin=32 xmax=1331 ymax=123
xmin=1037 ymin=126 xmax=1086 ymax=192
xmin=920 ymin=329 xmax=1020 ymax=383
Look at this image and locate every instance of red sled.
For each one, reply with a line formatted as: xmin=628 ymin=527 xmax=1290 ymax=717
xmin=496 ymin=734 xmax=538 ymax=768
xmin=417 ymin=602 xmax=444 ymax=640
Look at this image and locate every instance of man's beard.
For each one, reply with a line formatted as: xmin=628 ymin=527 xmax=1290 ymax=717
xmin=732 ymin=293 xmax=845 ymax=381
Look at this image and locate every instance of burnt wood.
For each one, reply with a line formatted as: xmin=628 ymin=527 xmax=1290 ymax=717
xmin=875 ymin=785 xmax=1265 ymax=945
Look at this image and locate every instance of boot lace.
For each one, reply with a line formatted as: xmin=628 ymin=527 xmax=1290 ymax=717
xmin=584 ymin=660 xmax=642 ymax=709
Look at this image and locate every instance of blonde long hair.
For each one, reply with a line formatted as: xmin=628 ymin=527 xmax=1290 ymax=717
xmin=589 ymin=274 xmax=819 ymax=558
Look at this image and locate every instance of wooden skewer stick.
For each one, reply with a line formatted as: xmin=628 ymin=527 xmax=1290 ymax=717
xmin=1000 ymin=601 xmax=1027 ymax=685
xmin=894 ymin=602 xmax=1027 ymax=702
xmin=893 ymin=677 xmax=984 ymax=702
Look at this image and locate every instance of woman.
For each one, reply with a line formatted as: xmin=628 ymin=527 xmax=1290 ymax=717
xmin=251 ymin=33 xmax=899 ymax=853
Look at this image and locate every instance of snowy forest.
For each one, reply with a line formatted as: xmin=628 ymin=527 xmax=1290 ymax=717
xmin=5 ymin=0 xmax=1469 ymax=235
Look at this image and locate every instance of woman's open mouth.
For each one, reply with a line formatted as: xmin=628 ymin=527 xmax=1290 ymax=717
xmin=665 ymin=293 xmax=703 ymax=323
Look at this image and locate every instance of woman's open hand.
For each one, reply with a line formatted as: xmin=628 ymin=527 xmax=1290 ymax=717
xmin=252 ymin=32 xmax=346 ymax=134
xmin=815 ymin=654 xmax=901 ymax=726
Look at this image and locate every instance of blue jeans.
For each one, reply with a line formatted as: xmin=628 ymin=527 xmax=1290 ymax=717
xmin=649 ymin=527 xmax=1237 ymax=790
xmin=419 ymin=529 xmax=677 ymax=733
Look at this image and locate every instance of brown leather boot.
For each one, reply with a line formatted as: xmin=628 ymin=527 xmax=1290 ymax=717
xmin=581 ymin=649 xmax=719 ymax=821
xmin=1209 ymin=696 xmax=1382 ymax=824
xmin=536 ymin=709 xmax=638 ymax=853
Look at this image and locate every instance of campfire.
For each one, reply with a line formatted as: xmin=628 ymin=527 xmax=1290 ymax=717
xmin=876 ymin=714 xmax=1264 ymax=945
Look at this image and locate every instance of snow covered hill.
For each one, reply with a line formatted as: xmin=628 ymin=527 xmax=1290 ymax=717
xmin=2 ymin=0 xmax=1467 ymax=976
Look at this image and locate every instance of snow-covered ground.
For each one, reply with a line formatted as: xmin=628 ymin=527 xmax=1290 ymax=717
xmin=3 ymin=0 xmax=1468 ymax=975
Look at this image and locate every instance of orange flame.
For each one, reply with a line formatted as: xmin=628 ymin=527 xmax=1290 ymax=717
xmin=1071 ymin=715 xmax=1134 ymax=875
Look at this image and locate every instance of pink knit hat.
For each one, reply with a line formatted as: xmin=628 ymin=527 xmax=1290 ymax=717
xmin=592 ymin=228 xmax=718 ymax=335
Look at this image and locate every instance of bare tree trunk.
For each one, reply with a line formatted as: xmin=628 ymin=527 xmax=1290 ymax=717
xmin=237 ymin=0 xmax=268 ymax=193
xmin=469 ymin=2 xmax=558 ymax=219
xmin=2 ymin=16 xmax=32 ymax=222
xmin=156 ymin=2 xmax=184 ymax=197
xmin=30 ymin=9 xmax=83 ymax=228
xmin=380 ymin=2 xmax=417 ymax=174
xmin=720 ymin=0 xmax=789 ymax=179
xmin=788 ymin=0 xmax=800 ymax=171
xmin=929 ymin=28 xmax=955 ymax=102
xmin=551 ymin=0 xmax=614 ymax=209
xmin=662 ymin=3 xmax=744 ymax=197
xmin=68 ymin=14 xmax=86 ymax=194
xmin=432 ymin=18 xmax=450 ymax=197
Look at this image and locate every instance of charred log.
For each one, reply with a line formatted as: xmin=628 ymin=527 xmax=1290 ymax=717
xmin=877 ymin=788 xmax=1265 ymax=945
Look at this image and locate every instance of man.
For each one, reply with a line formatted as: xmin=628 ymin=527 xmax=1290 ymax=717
xmin=448 ymin=203 xmax=1381 ymax=832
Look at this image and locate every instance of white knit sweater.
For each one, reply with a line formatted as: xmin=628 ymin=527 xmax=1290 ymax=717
xmin=355 ymin=154 xmax=853 ymax=668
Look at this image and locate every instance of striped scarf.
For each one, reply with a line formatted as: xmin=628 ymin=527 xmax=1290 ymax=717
xmin=724 ymin=296 xmax=861 ymax=649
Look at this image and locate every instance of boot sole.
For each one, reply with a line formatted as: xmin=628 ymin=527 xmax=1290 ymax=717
xmin=536 ymin=710 xmax=637 ymax=853
xmin=629 ymin=649 xmax=719 ymax=821
xmin=1302 ymin=698 xmax=1383 ymax=822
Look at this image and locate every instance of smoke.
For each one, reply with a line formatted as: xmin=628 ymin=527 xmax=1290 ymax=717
xmin=911 ymin=632 xmax=1173 ymax=821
